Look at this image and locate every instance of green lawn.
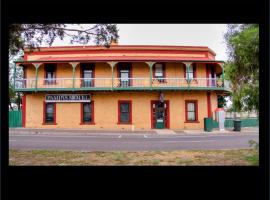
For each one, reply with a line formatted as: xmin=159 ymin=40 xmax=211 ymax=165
xmin=9 ymin=148 xmax=259 ymax=166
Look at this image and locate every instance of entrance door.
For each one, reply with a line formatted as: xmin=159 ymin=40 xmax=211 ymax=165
xmin=151 ymin=100 xmax=169 ymax=129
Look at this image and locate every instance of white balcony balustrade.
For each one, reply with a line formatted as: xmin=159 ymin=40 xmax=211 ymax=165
xmin=14 ymin=78 xmax=228 ymax=90
xmin=113 ymin=78 xmax=150 ymax=88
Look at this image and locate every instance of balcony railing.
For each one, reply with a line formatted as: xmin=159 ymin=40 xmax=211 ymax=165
xmin=14 ymin=77 xmax=231 ymax=91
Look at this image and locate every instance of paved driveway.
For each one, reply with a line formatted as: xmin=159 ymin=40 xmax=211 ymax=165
xmin=9 ymin=132 xmax=259 ymax=151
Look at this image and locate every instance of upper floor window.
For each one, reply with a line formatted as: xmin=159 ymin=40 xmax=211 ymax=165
xmin=81 ymin=63 xmax=95 ymax=87
xmin=44 ymin=64 xmax=56 ymax=85
xmin=118 ymin=63 xmax=132 ymax=87
xmin=154 ymin=63 xmax=166 ymax=82
xmin=185 ymin=63 xmax=196 ymax=80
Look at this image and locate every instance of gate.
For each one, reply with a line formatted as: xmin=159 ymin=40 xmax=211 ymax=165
xmin=9 ymin=110 xmax=22 ymax=127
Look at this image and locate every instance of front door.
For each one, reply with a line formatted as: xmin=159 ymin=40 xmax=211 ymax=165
xmin=151 ymin=100 xmax=169 ymax=129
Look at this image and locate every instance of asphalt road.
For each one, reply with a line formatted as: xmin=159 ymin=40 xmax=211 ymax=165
xmin=9 ymin=133 xmax=259 ymax=151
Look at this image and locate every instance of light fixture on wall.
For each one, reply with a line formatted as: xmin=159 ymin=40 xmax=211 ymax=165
xmin=159 ymin=92 xmax=164 ymax=103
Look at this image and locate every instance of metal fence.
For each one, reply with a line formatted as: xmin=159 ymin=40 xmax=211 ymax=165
xmin=9 ymin=111 xmax=22 ymax=127
xmin=213 ymin=117 xmax=258 ymax=128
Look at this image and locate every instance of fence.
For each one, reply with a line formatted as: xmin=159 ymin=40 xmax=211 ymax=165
xmin=9 ymin=110 xmax=22 ymax=127
xmin=213 ymin=117 xmax=259 ymax=128
xmin=225 ymin=111 xmax=258 ymax=118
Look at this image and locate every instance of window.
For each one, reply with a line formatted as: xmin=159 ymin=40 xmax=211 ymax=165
xmin=154 ymin=63 xmax=165 ymax=82
xmin=118 ymin=63 xmax=132 ymax=87
xmin=185 ymin=100 xmax=198 ymax=122
xmin=81 ymin=63 xmax=95 ymax=87
xmin=44 ymin=102 xmax=56 ymax=124
xmin=81 ymin=102 xmax=94 ymax=124
xmin=185 ymin=63 xmax=196 ymax=80
xmin=120 ymin=70 xmax=130 ymax=87
xmin=44 ymin=64 xmax=56 ymax=84
xmin=118 ymin=101 xmax=132 ymax=124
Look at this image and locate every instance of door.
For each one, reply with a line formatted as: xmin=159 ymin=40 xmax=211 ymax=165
xmin=83 ymin=69 xmax=93 ymax=87
xmin=120 ymin=70 xmax=129 ymax=87
xmin=210 ymin=65 xmax=216 ymax=86
xmin=118 ymin=63 xmax=131 ymax=87
xmin=81 ymin=63 xmax=94 ymax=87
xmin=151 ymin=100 xmax=169 ymax=129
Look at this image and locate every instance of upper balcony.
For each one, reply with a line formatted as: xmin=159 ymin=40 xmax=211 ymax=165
xmin=14 ymin=77 xmax=231 ymax=92
xmin=13 ymin=44 xmax=230 ymax=93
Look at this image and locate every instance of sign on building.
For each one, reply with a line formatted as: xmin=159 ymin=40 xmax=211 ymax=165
xmin=45 ymin=94 xmax=91 ymax=103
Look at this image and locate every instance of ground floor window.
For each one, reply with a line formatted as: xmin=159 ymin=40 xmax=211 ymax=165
xmin=185 ymin=100 xmax=198 ymax=122
xmin=43 ymin=102 xmax=56 ymax=124
xmin=81 ymin=101 xmax=94 ymax=124
xmin=118 ymin=100 xmax=132 ymax=124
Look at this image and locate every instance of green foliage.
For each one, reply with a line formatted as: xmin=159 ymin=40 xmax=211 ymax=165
xmin=217 ymin=95 xmax=227 ymax=108
xmin=224 ymin=24 xmax=259 ymax=114
xmin=9 ymin=24 xmax=119 ymax=109
xmin=9 ymin=24 xmax=119 ymax=56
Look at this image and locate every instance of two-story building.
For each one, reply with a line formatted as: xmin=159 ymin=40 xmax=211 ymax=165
xmin=14 ymin=42 xmax=230 ymax=130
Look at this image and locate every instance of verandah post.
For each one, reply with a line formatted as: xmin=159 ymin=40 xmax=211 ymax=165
xmin=183 ymin=62 xmax=192 ymax=90
xmin=146 ymin=62 xmax=155 ymax=90
xmin=34 ymin=63 xmax=42 ymax=92
xmin=70 ymin=62 xmax=79 ymax=91
xmin=107 ymin=62 xmax=118 ymax=90
xmin=221 ymin=63 xmax=224 ymax=87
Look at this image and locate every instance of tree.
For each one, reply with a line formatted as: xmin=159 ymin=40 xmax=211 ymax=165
xmin=224 ymin=24 xmax=259 ymax=115
xmin=9 ymin=24 xmax=119 ymax=109
xmin=9 ymin=24 xmax=119 ymax=56
xmin=217 ymin=95 xmax=227 ymax=108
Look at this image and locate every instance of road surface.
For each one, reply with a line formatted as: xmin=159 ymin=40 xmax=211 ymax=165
xmin=9 ymin=133 xmax=259 ymax=151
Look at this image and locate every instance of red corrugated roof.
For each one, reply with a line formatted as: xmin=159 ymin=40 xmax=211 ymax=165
xmin=33 ymin=56 xmax=213 ymax=62
xmin=24 ymin=45 xmax=217 ymax=56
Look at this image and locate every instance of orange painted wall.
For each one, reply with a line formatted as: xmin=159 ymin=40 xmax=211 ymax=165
xmin=24 ymin=62 xmax=208 ymax=80
xmin=24 ymin=91 xmax=218 ymax=130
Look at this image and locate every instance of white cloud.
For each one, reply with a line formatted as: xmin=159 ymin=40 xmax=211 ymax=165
xmin=48 ymin=24 xmax=229 ymax=61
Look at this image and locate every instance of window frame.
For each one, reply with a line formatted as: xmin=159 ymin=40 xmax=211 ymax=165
xmin=117 ymin=62 xmax=133 ymax=87
xmin=184 ymin=63 xmax=197 ymax=81
xmin=118 ymin=100 xmax=132 ymax=124
xmin=185 ymin=100 xmax=199 ymax=123
xmin=43 ymin=101 xmax=57 ymax=125
xmin=80 ymin=63 xmax=95 ymax=87
xmin=44 ymin=64 xmax=57 ymax=85
xmin=153 ymin=63 xmax=166 ymax=82
xmin=80 ymin=101 xmax=95 ymax=125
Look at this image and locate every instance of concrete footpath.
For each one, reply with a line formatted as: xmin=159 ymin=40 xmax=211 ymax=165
xmin=9 ymin=127 xmax=259 ymax=136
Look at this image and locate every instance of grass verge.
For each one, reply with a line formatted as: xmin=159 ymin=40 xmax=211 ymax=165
xmin=9 ymin=148 xmax=258 ymax=166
